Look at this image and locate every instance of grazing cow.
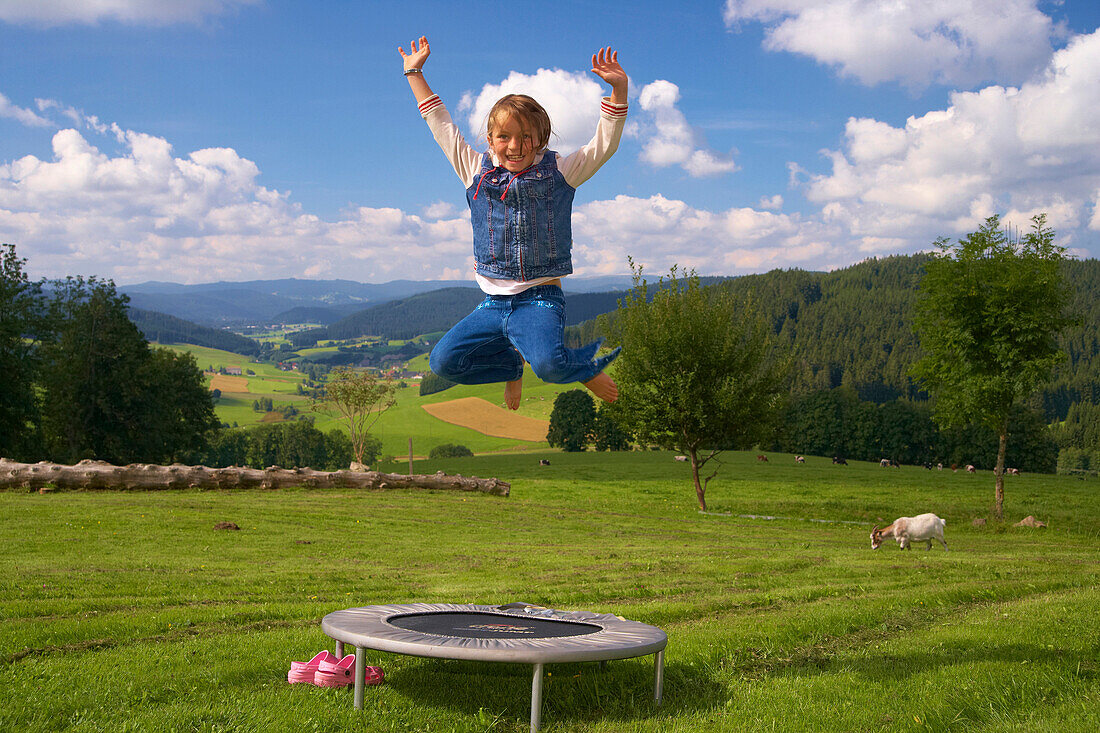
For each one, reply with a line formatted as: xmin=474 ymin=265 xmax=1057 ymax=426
xmin=871 ymin=513 xmax=948 ymax=551
xmin=757 ymin=454 xmax=768 ymax=462
xmin=1006 ymin=467 xmax=1020 ymax=475
xmin=674 ymin=455 xmax=688 ymax=462
xmin=539 ymin=459 xmax=551 ymax=466
xmin=832 ymin=456 xmax=848 ymax=465
xmin=795 ymin=456 xmax=805 ymax=463
xmin=880 ymin=458 xmax=891 ymax=468
xmin=966 ymin=464 xmax=976 ymax=473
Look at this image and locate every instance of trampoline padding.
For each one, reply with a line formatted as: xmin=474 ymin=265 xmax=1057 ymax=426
xmin=321 ymin=602 xmax=667 ymax=665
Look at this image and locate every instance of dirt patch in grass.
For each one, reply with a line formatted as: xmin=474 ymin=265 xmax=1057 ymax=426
xmin=422 ymin=397 xmax=549 ymax=442
xmin=208 ymin=374 xmax=249 ymax=392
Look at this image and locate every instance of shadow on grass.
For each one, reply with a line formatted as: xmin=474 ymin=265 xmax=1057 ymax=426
xmin=379 ymin=656 xmax=726 ymax=727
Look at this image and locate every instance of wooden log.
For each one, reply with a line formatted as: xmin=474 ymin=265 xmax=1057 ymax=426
xmin=0 ymin=458 xmax=509 ymax=496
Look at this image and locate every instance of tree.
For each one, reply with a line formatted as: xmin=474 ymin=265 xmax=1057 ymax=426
xmin=593 ymin=403 xmax=632 ymax=451
xmin=0 ymin=244 xmax=44 ymax=460
xmin=37 ymin=277 xmax=218 ymax=465
xmin=546 ymin=390 xmax=596 ymax=452
xmin=136 ymin=348 xmax=220 ymax=464
xmin=605 ymin=265 xmax=788 ymax=510
xmin=912 ymin=214 xmax=1074 ymax=519
xmin=429 ymin=443 xmax=473 ymax=459
xmin=317 ymin=367 xmax=396 ymax=466
xmin=38 ymin=277 xmax=159 ymax=464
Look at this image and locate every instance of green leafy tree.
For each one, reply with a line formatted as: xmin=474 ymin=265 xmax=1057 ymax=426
xmin=37 ymin=277 xmax=218 ymax=465
xmin=317 ymin=367 xmax=396 ymax=466
xmin=38 ymin=278 xmax=158 ymax=464
xmin=0 ymin=244 xmax=44 ymax=460
xmin=429 ymin=443 xmax=473 ymax=459
xmin=135 ymin=348 xmax=220 ymax=464
xmin=593 ymin=403 xmax=632 ymax=451
xmin=547 ymin=390 xmax=596 ymax=452
xmin=912 ymin=214 xmax=1074 ymax=519
xmin=605 ymin=264 xmax=788 ymax=510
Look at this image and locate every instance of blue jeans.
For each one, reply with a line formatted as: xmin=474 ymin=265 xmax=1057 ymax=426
xmin=429 ymin=285 xmax=620 ymax=386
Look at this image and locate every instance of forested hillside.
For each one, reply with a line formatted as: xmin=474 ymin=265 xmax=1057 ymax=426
xmin=288 ymin=288 xmax=630 ymax=347
xmin=575 ymin=255 xmax=1099 ymax=421
xmin=127 ymin=307 xmax=260 ymax=356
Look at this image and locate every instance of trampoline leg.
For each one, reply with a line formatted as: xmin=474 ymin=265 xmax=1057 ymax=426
xmin=353 ymin=647 xmax=366 ymax=710
xmin=654 ymin=650 xmax=664 ymax=705
xmin=530 ymin=662 xmax=544 ymax=733
xmin=335 ymin=640 xmax=344 ymax=658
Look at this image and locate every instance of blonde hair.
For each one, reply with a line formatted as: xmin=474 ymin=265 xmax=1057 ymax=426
xmin=486 ymin=94 xmax=552 ymax=151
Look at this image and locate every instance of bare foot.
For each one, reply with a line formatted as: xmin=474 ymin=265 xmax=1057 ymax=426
xmin=504 ymin=378 xmax=522 ymax=410
xmin=583 ymin=372 xmax=618 ymax=402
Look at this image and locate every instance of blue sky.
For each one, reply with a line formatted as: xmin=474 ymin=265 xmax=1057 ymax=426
xmin=1 ymin=0 xmax=1099 ymax=284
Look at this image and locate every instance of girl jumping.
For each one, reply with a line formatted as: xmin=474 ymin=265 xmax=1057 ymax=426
xmin=398 ymin=36 xmax=628 ymax=409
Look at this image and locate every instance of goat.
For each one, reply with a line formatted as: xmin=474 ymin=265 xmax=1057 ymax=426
xmin=966 ymin=464 xmax=976 ymax=473
xmin=870 ymin=513 xmax=948 ymax=551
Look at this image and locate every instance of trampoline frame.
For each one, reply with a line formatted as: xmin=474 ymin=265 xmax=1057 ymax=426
xmin=321 ymin=603 xmax=667 ymax=732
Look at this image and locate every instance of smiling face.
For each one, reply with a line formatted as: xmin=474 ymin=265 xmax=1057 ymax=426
xmin=488 ymin=114 xmax=537 ymax=173
xmin=485 ymin=94 xmax=551 ymax=174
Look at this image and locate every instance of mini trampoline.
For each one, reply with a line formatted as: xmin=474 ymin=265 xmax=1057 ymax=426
xmin=321 ymin=602 xmax=667 ymax=732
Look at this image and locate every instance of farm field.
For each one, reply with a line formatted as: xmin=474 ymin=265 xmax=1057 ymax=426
xmin=166 ymin=343 xmax=578 ymax=455
xmin=422 ymin=397 xmax=550 ymax=441
xmin=2 ymin=452 xmax=1097 ymax=732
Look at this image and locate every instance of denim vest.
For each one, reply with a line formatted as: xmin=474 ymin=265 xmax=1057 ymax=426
xmin=466 ymin=151 xmax=575 ymax=281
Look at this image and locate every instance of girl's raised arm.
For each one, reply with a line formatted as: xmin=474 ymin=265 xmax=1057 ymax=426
xmin=398 ymin=36 xmax=435 ymax=103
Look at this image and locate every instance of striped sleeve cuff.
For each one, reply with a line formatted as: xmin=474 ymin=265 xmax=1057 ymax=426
xmin=600 ymin=98 xmax=628 ymax=119
xmin=418 ymin=94 xmax=444 ymax=117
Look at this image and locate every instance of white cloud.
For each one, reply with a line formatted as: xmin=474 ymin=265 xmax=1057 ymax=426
xmin=800 ymin=28 xmax=1100 ymax=250
xmin=0 ymin=0 xmax=260 ymax=26
xmin=0 ymin=92 xmax=53 ymax=127
xmin=634 ymin=81 xmax=737 ymax=177
xmin=458 ymin=68 xmax=608 ymax=155
xmin=461 ymin=71 xmax=736 ymax=179
xmin=0 ymin=123 xmax=474 ymax=283
xmin=724 ymin=0 xmax=1056 ymax=89
xmin=758 ymin=194 xmax=783 ymax=210
xmin=572 ymin=194 xmax=835 ymax=276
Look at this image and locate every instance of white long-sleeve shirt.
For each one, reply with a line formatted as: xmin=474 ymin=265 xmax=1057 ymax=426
xmin=418 ymin=94 xmax=628 ymax=294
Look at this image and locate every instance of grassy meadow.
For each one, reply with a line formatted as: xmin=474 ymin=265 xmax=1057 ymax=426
xmin=2 ymin=452 xmax=1098 ymax=732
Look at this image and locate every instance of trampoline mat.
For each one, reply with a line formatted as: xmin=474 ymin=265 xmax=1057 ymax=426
xmin=388 ymin=611 xmax=601 ymax=640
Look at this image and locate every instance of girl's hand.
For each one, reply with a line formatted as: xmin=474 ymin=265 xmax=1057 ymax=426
xmin=398 ymin=36 xmax=430 ymax=72
xmin=591 ymin=47 xmax=627 ymax=96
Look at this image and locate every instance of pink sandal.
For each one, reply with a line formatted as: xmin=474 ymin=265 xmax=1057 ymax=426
xmin=364 ymin=666 xmax=384 ymax=685
xmin=288 ymin=650 xmax=337 ymax=684
xmin=314 ymin=653 xmax=355 ymax=687
xmin=314 ymin=654 xmax=385 ymax=688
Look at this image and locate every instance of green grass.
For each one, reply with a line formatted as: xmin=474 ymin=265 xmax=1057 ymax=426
xmin=3 ymin=452 xmax=1098 ymax=732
